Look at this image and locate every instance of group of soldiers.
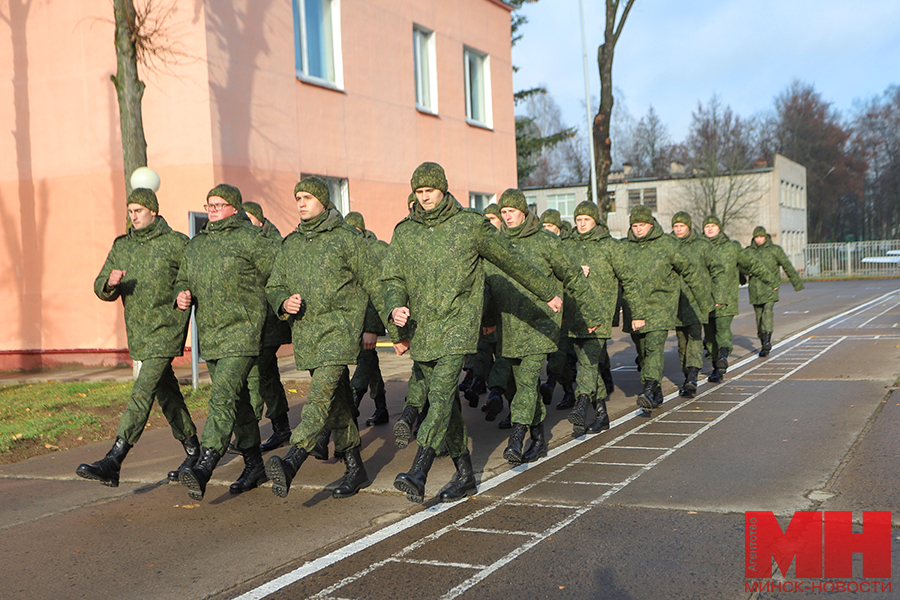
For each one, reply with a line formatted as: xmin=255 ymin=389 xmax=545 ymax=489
xmin=76 ymin=162 xmax=804 ymax=505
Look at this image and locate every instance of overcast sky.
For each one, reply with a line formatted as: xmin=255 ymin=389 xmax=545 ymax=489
xmin=511 ymin=0 xmax=900 ymax=142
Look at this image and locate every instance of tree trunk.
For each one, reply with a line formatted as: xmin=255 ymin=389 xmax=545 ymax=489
xmin=111 ymin=0 xmax=147 ymax=197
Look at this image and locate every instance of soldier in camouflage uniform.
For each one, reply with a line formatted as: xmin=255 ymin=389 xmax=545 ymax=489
xmin=702 ymin=216 xmax=776 ymax=381
xmin=670 ymin=212 xmax=728 ymax=396
xmin=485 ymin=190 xmax=603 ymax=464
xmin=745 ymin=226 xmax=805 ymax=357
xmin=540 ymin=208 xmax=563 ymax=236
xmin=563 ymin=201 xmax=646 ymax=436
xmin=174 ymin=184 xmax=278 ymax=500
xmin=622 ymin=205 xmax=713 ymax=413
xmin=344 ymin=211 xmax=391 ymax=427
xmin=385 ymin=162 xmax=560 ymax=503
xmin=240 ymin=201 xmax=293 ymax=455
xmin=77 ymin=189 xmax=198 ymax=488
xmin=264 ymin=178 xmax=400 ymax=500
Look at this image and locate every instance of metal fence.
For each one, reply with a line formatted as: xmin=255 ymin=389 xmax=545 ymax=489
xmin=803 ymin=240 xmax=900 ymax=278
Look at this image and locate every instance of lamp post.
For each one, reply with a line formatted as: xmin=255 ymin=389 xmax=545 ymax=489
xmin=578 ymin=0 xmax=599 ymax=206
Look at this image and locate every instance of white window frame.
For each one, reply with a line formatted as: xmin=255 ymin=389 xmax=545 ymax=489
xmin=301 ymin=173 xmax=350 ymax=215
xmin=413 ymin=25 xmax=438 ymax=114
xmin=546 ymin=193 xmax=577 ymax=221
xmin=469 ymin=192 xmax=495 ymax=212
xmin=463 ymin=46 xmax=492 ymax=128
xmin=293 ymin=0 xmax=343 ymax=89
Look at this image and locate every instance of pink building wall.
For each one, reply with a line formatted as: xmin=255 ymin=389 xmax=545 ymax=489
xmin=0 ymin=0 xmax=517 ymax=370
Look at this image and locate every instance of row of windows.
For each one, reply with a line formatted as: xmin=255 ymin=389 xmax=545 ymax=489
xmin=627 ymin=188 xmax=657 ymax=211
xmin=779 ymin=180 xmax=805 ymax=209
xmin=294 ymin=0 xmax=492 ymax=127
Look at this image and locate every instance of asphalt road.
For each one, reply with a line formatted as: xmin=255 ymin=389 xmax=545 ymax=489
xmin=3 ymin=279 xmax=899 ymax=600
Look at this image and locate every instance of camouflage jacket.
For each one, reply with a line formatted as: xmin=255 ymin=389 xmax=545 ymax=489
xmin=706 ymin=230 xmax=775 ymax=317
xmin=671 ymin=229 xmax=728 ymax=326
xmin=361 ymin=230 xmax=389 ymax=335
xmin=484 ymin=212 xmax=602 ymax=358
xmin=563 ymin=221 xmax=646 ymax=339
xmin=383 ymin=194 xmax=556 ymax=363
xmin=94 ymin=216 xmax=190 ymax=361
xmin=174 ymin=213 xmax=278 ymax=360
xmin=267 ymin=209 xmax=399 ymax=371
xmin=258 ymin=219 xmax=291 ymax=348
xmin=621 ymin=219 xmax=714 ymax=333
xmin=745 ymin=235 xmax=805 ymax=304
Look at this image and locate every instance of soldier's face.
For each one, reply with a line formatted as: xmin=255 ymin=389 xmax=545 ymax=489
xmin=754 ymin=235 xmax=767 ymax=246
xmin=575 ymin=215 xmax=596 ymax=233
xmin=296 ymin=191 xmax=326 ymax=221
xmin=501 ymin=207 xmax=526 ymax=228
xmin=704 ymin=223 xmax=720 ymax=238
xmin=127 ymin=203 xmax=157 ymax=230
xmin=487 ymin=214 xmax=502 ymax=230
xmin=247 ymin=213 xmax=263 ymax=227
xmin=416 ymin=187 xmax=444 ymax=211
xmin=631 ymin=222 xmax=652 ymax=238
xmin=673 ymin=223 xmax=690 ymax=238
xmin=206 ymin=196 xmax=237 ymax=222
xmin=543 ymin=223 xmax=561 ymax=235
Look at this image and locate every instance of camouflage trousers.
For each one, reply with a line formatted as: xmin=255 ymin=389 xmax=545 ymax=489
xmin=704 ymin=314 xmax=735 ymax=359
xmin=572 ymin=337 xmax=609 ymax=403
xmin=753 ymin=303 xmax=775 ymax=336
xmin=675 ymin=323 xmax=704 ymax=372
xmin=291 ymin=365 xmax=360 ymax=453
xmin=247 ymin=345 xmax=289 ymax=422
xmin=506 ymin=354 xmax=545 ymax=427
xmin=351 ymin=347 xmax=385 ymax=401
xmin=415 ymin=355 xmax=468 ymax=458
xmin=464 ymin=332 xmax=495 ymax=381
xmin=631 ymin=329 xmax=669 ymax=384
xmin=487 ymin=354 xmax=513 ymax=391
xmin=546 ymin=335 xmax=576 ymax=384
xmin=116 ymin=357 xmax=196 ymax=446
xmin=203 ymin=356 xmax=259 ymax=455
xmin=405 ymin=361 xmax=427 ymax=410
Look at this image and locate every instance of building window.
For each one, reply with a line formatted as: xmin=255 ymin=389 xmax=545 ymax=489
xmin=547 ymin=193 xmax=577 ymax=220
xmin=413 ymin=26 xmax=437 ymax=113
xmin=642 ymin=188 xmax=657 ymax=211
xmin=294 ymin=0 xmax=342 ymax=87
xmin=301 ymin=173 xmax=349 ymax=214
xmin=469 ymin=192 xmax=494 ymax=212
xmin=606 ymin=190 xmax=616 ymax=213
xmin=464 ymin=47 xmax=491 ymax=127
xmin=628 ymin=189 xmax=641 ymax=210
xmin=627 ymin=188 xmax=657 ymax=211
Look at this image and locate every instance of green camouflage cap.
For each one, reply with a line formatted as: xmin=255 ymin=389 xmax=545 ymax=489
xmin=344 ymin=211 xmax=365 ymax=231
xmin=207 ymin=184 xmax=242 ymax=211
xmin=243 ymin=201 xmax=264 ymax=222
xmin=703 ymin=215 xmax=722 ymax=228
xmin=498 ymin=188 xmax=528 ymax=214
xmin=574 ymin=201 xmax=600 ymax=224
xmin=540 ymin=208 xmax=562 ymax=228
xmin=672 ymin=211 xmax=692 ymax=228
xmin=294 ymin=176 xmax=334 ymax=210
xmin=407 ymin=192 xmax=417 ymax=206
xmin=630 ymin=204 xmax=653 ymax=225
xmin=410 ymin=162 xmax=448 ymax=193
xmin=483 ymin=203 xmax=501 ymax=217
xmin=753 ymin=225 xmax=768 ymax=237
xmin=128 ymin=188 xmax=158 ymax=213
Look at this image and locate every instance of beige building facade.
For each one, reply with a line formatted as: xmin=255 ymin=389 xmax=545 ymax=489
xmin=524 ymin=153 xmax=808 ymax=266
xmin=0 ymin=0 xmax=518 ymax=369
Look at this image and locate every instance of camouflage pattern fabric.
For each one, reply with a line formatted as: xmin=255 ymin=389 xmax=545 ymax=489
xmin=746 ymin=234 xmax=805 ymax=305
xmin=754 ymin=302 xmax=776 ymax=335
xmin=258 ymin=220 xmax=292 ymax=348
xmin=94 ymin=215 xmax=190 ymax=360
xmin=405 ymin=361 xmax=427 ymax=410
xmin=705 ymin=314 xmax=735 ymax=358
xmin=572 ymin=337 xmax=608 ymax=402
xmin=671 ymin=228 xmax=728 ymax=327
xmin=631 ymin=329 xmax=669 ymax=384
xmin=675 ymin=322 xmax=704 ymax=372
xmin=247 ymin=345 xmax=289 ymax=421
xmin=414 ymin=355 xmax=469 ymax=457
xmin=706 ymin=230 xmax=775 ymax=318
xmin=116 ymin=357 xmax=196 ymax=445
xmin=204 ymin=356 xmax=259 ymax=454
xmin=351 ymin=348 xmax=385 ymax=400
xmin=507 ymin=354 xmax=546 ymax=426
xmin=487 ymin=354 xmax=514 ymax=390
xmin=289 ymin=365 xmax=360 ymax=453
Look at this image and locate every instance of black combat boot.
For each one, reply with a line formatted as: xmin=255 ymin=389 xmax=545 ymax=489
xmin=637 ymin=380 xmax=662 ymax=411
xmin=394 ymin=404 xmax=419 ymax=449
xmin=265 ymin=445 xmax=308 ymax=498
xmin=332 ymin=446 xmax=369 ymax=498
xmin=601 ymin=367 xmax=615 ymax=395
xmin=522 ymin=422 xmax=548 ymax=462
xmin=503 ymin=423 xmax=528 ymax=464
xmin=464 ymin=376 xmax=486 ymax=407
xmin=498 ymin=409 xmax=512 ymax=430
xmin=179 ymin=447 xmax=221 ymax=501
xmin=681 ymin=367 xmax=700 ymax=397
xmin=539 ymin=374 xmax=557 ymax=404
xmin=310 ymin=427 xmax=331 ymax=461
xmin=394 ymin=445 xmax=437 ymax=503
xmin=586 ymin=398 xmax=610 ymax=434
xmin=230 ymin=445 xmax=267 ymax=494
xmin=76 ymin=437 xmax=132 ymax=487
xmin=715 ymin=348 xmax=729 ymax=373
xmin=759 ymin=333 xmax=772 ymax=357
xmin=458 ymin=368 xmax=475 ymax=393
xmin=708 ymin=368 xmax=722 ymax=383
xmin=439 ymin=452 xmax=477 ymax=502
xmin=167 ymin=434 xmax=200 ymax=482
xmin=556 ymin=382 xmax=576 ymax=410
xmin=366 ymin=394 xmax=390 ymax=426
xmin=259 ymin=413 xmax=292 ymax=453
xmin=484 ymin=387 xmax=504 ymax=421
xmin=567 ymin=394 xmax=591 ymax=436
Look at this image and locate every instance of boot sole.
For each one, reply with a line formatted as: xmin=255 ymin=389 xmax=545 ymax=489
xmin=567 ymin=410 xmax=586 ymax=428
xmin=503 ymin=448 xmax=523 ymax=464
xmin=394 ymin=420 xmax=412 ymax=449
xmin=393 ymin=477 xmax=424 ymax=503
xmin=179 ymin=469 xmax=205 ymax=501
xmin=636 ymin=394 xmax=656 ymax=410
xmin=75 ymin=467 xmax=118 ymax=488
xmin=264 ymin=458 xmax=291 ymax=498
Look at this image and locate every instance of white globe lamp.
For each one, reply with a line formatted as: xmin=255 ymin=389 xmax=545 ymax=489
xmin=130 ymin=166 xmax=161 ymax=192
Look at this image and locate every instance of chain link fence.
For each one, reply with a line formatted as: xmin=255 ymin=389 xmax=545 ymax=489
xmin=803 ymin=240 xmax=900 ymax=278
